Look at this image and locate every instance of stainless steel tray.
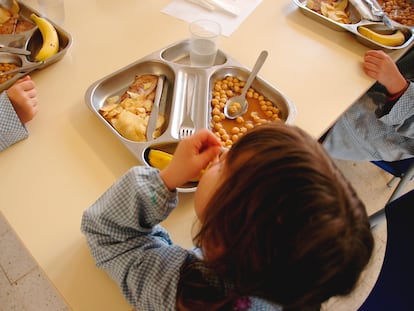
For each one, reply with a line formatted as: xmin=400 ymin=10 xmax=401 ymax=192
xmin=0 ymin=1 xmax=72 ymax=91
xmin=85 ymin=39 xmax=297 ymax=192
xmin=294 ymin=0 xmax=413 ymax=50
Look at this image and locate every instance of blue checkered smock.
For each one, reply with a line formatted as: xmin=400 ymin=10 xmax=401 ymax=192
xmin=323 ymin=48 xmax=414 ymax=161
xmin=81 ymin=166 xmax=281 ymax=311
xmin=0 ymin=91 xmax=28 ymax=151
xmin=323 ymin=82 xmax=414 ymax=161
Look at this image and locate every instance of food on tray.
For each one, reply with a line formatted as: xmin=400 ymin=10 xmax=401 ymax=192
xmin=148 ymin=149 xmax=172 ymax=170
xmin=30 ymin=14 xmax=59 ymax=61
xmin=378 ymin=0 xmax=414 ymax=26
xmin=210 ymin=76 xmax=282 ymax=148
xmin=148 ymin=148 xmax=204 ymax=181
xmin=0 ymin=1 xmax=35 ymax=34
xmin=307 ymin=0 xmax=351 ymax=24
xmin=100 ymin=74 xmax=165 ymax=142
xmin=0 ymin=62 xmax=18 ymax=84
xmin=358 ymin=26 xmax=405 ymax=46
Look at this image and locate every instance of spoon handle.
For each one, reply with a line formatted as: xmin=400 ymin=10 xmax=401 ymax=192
xmin=241 ymin=50 xmax=268 ymax=97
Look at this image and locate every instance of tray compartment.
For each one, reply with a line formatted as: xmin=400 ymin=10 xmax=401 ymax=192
xmin=208 ymin=66 xmax=296 ymax=123
xmin=86 ymin=60 xmax=176 ymax=144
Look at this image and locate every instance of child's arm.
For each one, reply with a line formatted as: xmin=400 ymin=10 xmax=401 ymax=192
xmin=81 ymin=166 xmax=186 ymax=309
xmin=0 ymin=76 xmax=38 ymax=151
xmin=6 ymin=76 xmax=38 ymax=124
xmin=363 ymin=50 xmax=409 ymax=96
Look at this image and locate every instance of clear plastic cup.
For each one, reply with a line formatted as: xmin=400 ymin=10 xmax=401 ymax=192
xmin=189 ymin=20 xmax=221 ymax=67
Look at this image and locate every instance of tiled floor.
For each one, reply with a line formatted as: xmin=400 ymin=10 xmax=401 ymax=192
xmin=0 ymin=213 xmax=70 ymax=311
xmin=0 ymin=159 xmax=413 ymax=311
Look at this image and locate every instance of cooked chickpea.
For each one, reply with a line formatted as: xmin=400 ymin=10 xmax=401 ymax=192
xmin=212 ymin=107 xmax=221 ymax=115
xmin=213 ymin=115 xmax=221 ymax=122
xmin=231 ymin=127 xmax=240 ymax=134
xmin=213 ymin=122 xmax=223 ymax=130
xmin=236 ymin=116 xmax=244 ymax=123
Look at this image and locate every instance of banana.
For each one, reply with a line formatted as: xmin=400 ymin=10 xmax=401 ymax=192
xmin=147 ymin=149 xmax=204 ymax=182
xmin=358 ymin=26 xmax=405 ymax=47
xmin=148 ymin=149 xmax=173 ymax=171
xmin=30 ymin=13 xmax=59 ymax=61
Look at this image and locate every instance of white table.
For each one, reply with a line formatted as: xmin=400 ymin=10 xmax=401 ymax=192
xmin=1 ymin=0 xmax=411 ymax=310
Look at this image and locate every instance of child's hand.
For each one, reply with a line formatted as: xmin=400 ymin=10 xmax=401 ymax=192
xmin=6 ymin=76 xmax=38 ymax=124
xmin=160 ymin=129 xmax=222 ymax=190
xmin=363 ymin=50 xmax=408 ymax=95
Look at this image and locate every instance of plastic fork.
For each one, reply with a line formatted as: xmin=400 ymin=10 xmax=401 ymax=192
xmin=179 ymin=76 xmax=196 ymax=139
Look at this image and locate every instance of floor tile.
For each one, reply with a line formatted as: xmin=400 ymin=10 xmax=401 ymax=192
xmin=15 ymin=267 xmax=71 ymax=311
xmin=0 ymin=265 xmax=27 ymax=311
xmin=0 ymin=230 xmax=37 ymax=284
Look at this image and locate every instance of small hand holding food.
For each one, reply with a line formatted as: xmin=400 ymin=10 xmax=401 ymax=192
xmin=363 ymin=50 xmax=408 ymax=95
xmin=160 ymin=129 xmax=222 ymax=190
xmin=7 ymin=76 xmax=38 ymax=124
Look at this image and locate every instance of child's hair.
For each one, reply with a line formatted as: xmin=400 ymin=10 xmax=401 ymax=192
xmin=177 ymin=123 xmax=374 ymax=311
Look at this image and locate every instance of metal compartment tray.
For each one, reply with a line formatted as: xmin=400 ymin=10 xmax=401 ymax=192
xmin=0 ymin=1 xmax=72 ymax=91
xmin=294 ymin=0 xmax=413 ymax=50
xmin=85 ymin=39 xmax=297 ymax=192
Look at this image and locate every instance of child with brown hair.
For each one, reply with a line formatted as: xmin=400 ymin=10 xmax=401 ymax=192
xmin=81 ymin=123 xmax=374 ymax=310
xmin=0 ymin=75 xmax=38 ymax=151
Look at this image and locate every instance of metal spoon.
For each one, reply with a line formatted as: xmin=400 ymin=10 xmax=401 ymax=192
xmin=0 ymin=45 xmax=31 ymax=56
xmin=224 ymin=50 xmax=268 ymax=119
xmin=0 ymin=61 xmax=43 ymax=76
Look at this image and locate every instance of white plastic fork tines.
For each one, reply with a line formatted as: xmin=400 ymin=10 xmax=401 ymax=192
xmin=179 ymin=77 xmax=196 ymax=139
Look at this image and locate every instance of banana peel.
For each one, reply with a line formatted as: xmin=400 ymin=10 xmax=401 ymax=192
xmin=148 ymin=149 xmax=204 ymax=182
xmin=358 ymin=26 xmax=405 ymax=47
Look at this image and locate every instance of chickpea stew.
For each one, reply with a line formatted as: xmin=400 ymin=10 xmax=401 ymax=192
xmin=210 ymin=76 xmax=283 ymax=148
xmin=378 ymin=0 xmax=414 ymax=26
xmin=0 ymin=63 xmax=18 ymax=84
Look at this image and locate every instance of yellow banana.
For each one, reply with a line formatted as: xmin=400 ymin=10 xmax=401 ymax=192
xmin=148 ymin=149 xmax=173 ymax=170
xmin=147 ymin=149 xmax=204 ymax=182
xmin=358 ymin=26 xmax=405 ymax=47
xmin=30 ymin=13 xmax=59 ymax=61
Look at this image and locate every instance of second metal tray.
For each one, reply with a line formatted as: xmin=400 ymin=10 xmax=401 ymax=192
xmin=294 ymin=0 xmax=413 ymax=50
xmin=0 ymin=1 xmax=72 ymax=91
